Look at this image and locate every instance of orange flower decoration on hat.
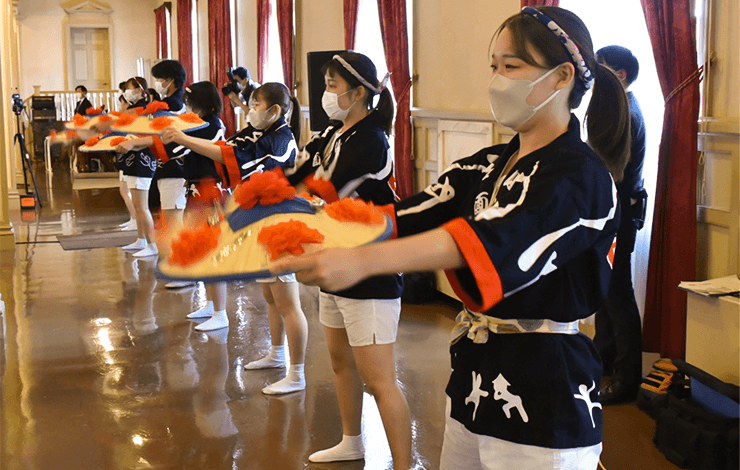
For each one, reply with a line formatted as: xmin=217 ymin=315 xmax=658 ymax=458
xmin=150 ymin=116 xmax=173 ymax=131
xmin=112 ymin=114 xmax=136 ymax=127
xmin=233 ymin=170 xmax=297 ymax=209
xmin=110 ymin=111 xmax=123 ymax=117
xmin=73 ymin=114 xmax=89 ymax=126
xmin=109 ymin=137 xmax=128 ymax=146
xmin=86 ymin=107 xmax=104 ymax=115
xmin=168 ymin=222 xmax=222 ymax=267
xmin=66 ymin=130 xmax=77 ymax=140
xmin=85 ymin=135 xmax=101 ymax=147
xmin=98 ymin=114 xmax=114 ymax=123
xmin=324 ymin=198 xmax=385 ymax=225
xmin=180 ymin=112 xmax=205 ymax=124
xmin=258 ymin=220 xmax=325 ymax=260
xmin=143 ymin=101 xmax=170 ymax=114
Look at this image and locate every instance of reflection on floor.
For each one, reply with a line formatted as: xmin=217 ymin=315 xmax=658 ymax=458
xmin=0 ymin=158 xmax=682 ymax=470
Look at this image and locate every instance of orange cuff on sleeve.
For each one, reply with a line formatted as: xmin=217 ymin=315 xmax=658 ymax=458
xmin=377 ymin=204 xmax=398 ymax=239
xmin=150 ymin=135 xmax=169 ymax=163
xmin=214 ymin=162 xmax=228 ymax=188
xmin=302 ymin=175 xmax=339 ymax=203
xmin=442 ymin=217 xmax=504 ymax=312
xmin=216 ymin=141 xmax=242 ymax=189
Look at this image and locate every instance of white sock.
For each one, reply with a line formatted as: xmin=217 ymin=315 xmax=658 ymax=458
xmin=262 ymin=363 xmax=306 ymax=395
xmin=244 ymin=345 xmax=285 ymax=369
xmin=120 ymin=219 xmax=137 ymax=230
xmin=123 ymin=238 xmax=147 ymax=250
xmin=308 ymin=434 xmax=364 ymax=463
xmin=194 ymin=309 xmax=228 ymax=331
xmin=187 ymin=300 xmax=214 ymax=319
xmin=133 ymin=243 xmax=158 ymax=258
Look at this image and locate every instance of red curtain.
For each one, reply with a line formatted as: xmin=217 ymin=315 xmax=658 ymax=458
xmin=154 ymin=4 xmax=169 ymax=59
xmin=275 ymin=0 xmax=294 ymax=91
xmin=377 ymin=0 xmax=412 ymax=199
xmin=520 ymin=0 xmax=559 ymax=6
xmin=343 ymin=0 xmax=360 ymax=50
xmin=257 ymin=0 xmax=270 ymax=84
xmin=176 ymin=0 xmax=193 ymax=85
xmin=208 ymin=0 xmax=236 ymax=136
xmin=641 ymin=0 xmax=700 ymax=359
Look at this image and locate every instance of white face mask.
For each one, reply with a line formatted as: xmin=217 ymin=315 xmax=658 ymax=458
xmin=154 ymin=79 xmax=168 ymax=97
xmin=321 ymin=89 xmax=357 ymax=121
xmin=247 ymin=105 xmax=278 ymax=130
xmin=124 ymin=89 xmax=139 ymax=104
xmin=487 ymin=67 xmax=561 ymax=129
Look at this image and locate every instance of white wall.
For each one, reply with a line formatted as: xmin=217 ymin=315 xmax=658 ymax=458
xmin=412 ymin=0 xmax=519 ymax=112
xmin=294 ymin=0 xmax=343 ymax=106
xmin=17 ymin=0 xmax=157 ymax=97
xmin=706 ymin=0 xmax=739 ymax=119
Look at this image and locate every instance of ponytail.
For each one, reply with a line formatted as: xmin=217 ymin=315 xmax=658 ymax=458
xmin=376 ymin=88 xmax=394 ymax=136
xmin=585 ymin=62 xmax=631 ymax=182
xmin=288 ymin=95 xmax=302 ymax=145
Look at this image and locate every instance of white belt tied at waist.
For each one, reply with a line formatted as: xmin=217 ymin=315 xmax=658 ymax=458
xmin=450 ymin=308 xmax=580 ymax=344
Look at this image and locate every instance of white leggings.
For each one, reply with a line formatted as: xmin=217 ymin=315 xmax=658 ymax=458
xmin=439 ymin=398 xmax=602 ymax=470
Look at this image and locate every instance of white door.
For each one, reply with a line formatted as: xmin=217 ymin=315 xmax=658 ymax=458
xmin=69 ymin=28 xmax=111 ymax=90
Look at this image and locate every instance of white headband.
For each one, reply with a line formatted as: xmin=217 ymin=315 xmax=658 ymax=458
xmin=333 ymin=55 xmax=391 ymax=94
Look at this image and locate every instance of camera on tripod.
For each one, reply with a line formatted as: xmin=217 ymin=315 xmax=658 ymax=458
xmin=12 ymin=93 xmax=25 ymax=115
xmin=221 ymin=67 xmax=241 ymax=96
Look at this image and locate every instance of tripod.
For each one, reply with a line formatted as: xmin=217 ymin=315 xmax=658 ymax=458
xmin=13 ymin=109 xmax=43 ymax=208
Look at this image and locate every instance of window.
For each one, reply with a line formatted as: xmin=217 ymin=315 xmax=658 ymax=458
xmin=165 ymin=6 xmax=172 ymax=59
xmin=263 ymin=0 xmax=285 ymax=84
xmin=353 ymin=0 xmax=389 ymax=90
xmin=191 ymin=0 xmax=199 ymax=82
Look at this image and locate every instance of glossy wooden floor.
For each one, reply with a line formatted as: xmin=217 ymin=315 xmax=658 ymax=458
xmin=0 ymin=157 xmax=681 ymax=470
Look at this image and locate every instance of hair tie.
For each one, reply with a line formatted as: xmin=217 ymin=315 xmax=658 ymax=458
xmin=333 ymin=55 xmax=385 ymax=94
xmin=521 ymin=7 xmax=594 ymax=89
xmin=378 ymin=72 xmax=391 ymax=92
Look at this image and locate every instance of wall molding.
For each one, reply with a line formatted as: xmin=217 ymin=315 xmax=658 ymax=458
xmin=412 ymin=107 xmax=492 ymax=122
xmin=698 ymin=117 xmax=740 ymax=137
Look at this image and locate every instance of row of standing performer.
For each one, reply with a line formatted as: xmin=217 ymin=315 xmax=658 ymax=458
xmin=79 ymin=5 xmax=648 ymax=468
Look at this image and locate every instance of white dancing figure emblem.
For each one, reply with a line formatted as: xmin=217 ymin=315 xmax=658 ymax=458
xmin=492 ymin=374 xmax=529 ymax=423
xmin=574 ymin=381 xmax=602 ymax=427
xmin=465 ymin=371 xmax=489 ymax=420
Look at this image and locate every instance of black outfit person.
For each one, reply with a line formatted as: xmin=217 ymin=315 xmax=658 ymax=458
xmin=594 ymin=91 xmax=648 ymax=405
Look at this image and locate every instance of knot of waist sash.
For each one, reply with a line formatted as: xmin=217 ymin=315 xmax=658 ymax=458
xmin=450 ymin=307 xmax=581 ymax=345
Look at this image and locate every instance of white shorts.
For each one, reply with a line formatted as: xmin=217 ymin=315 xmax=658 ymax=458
xmin=256 ymin=273 xmax=297 ymax=284
xmin=124 ymin=175 xmax=152 ymax=190
xmin=119 ymin=170 xmax=125 ymax=182
xmin=319 ymin=292 xmax=401 ymax=347
xmin=439 ymin=398 xmax=602 ymax=470
xmin=158 ymin=178 xmax=188 ymax=210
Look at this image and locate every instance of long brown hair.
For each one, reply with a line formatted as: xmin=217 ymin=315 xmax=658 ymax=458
xmin=496 ymin=7 xmax=631 ymax=182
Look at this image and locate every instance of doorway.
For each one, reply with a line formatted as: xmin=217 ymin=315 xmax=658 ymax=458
xmin=68 ymin=27 xmax=111 ymax=91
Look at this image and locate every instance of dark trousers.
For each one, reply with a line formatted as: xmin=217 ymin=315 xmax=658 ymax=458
xmin=594 ymin=220 xmax=643 ymax=385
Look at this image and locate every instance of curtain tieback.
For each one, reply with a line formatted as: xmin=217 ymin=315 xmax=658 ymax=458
xmin=449 ymin=307 xmax=580 ymax=345
xmin=394 ymin=78 xmax=413 ymax=104
xmin=665 ymin=53 xmax=714 ymax=104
